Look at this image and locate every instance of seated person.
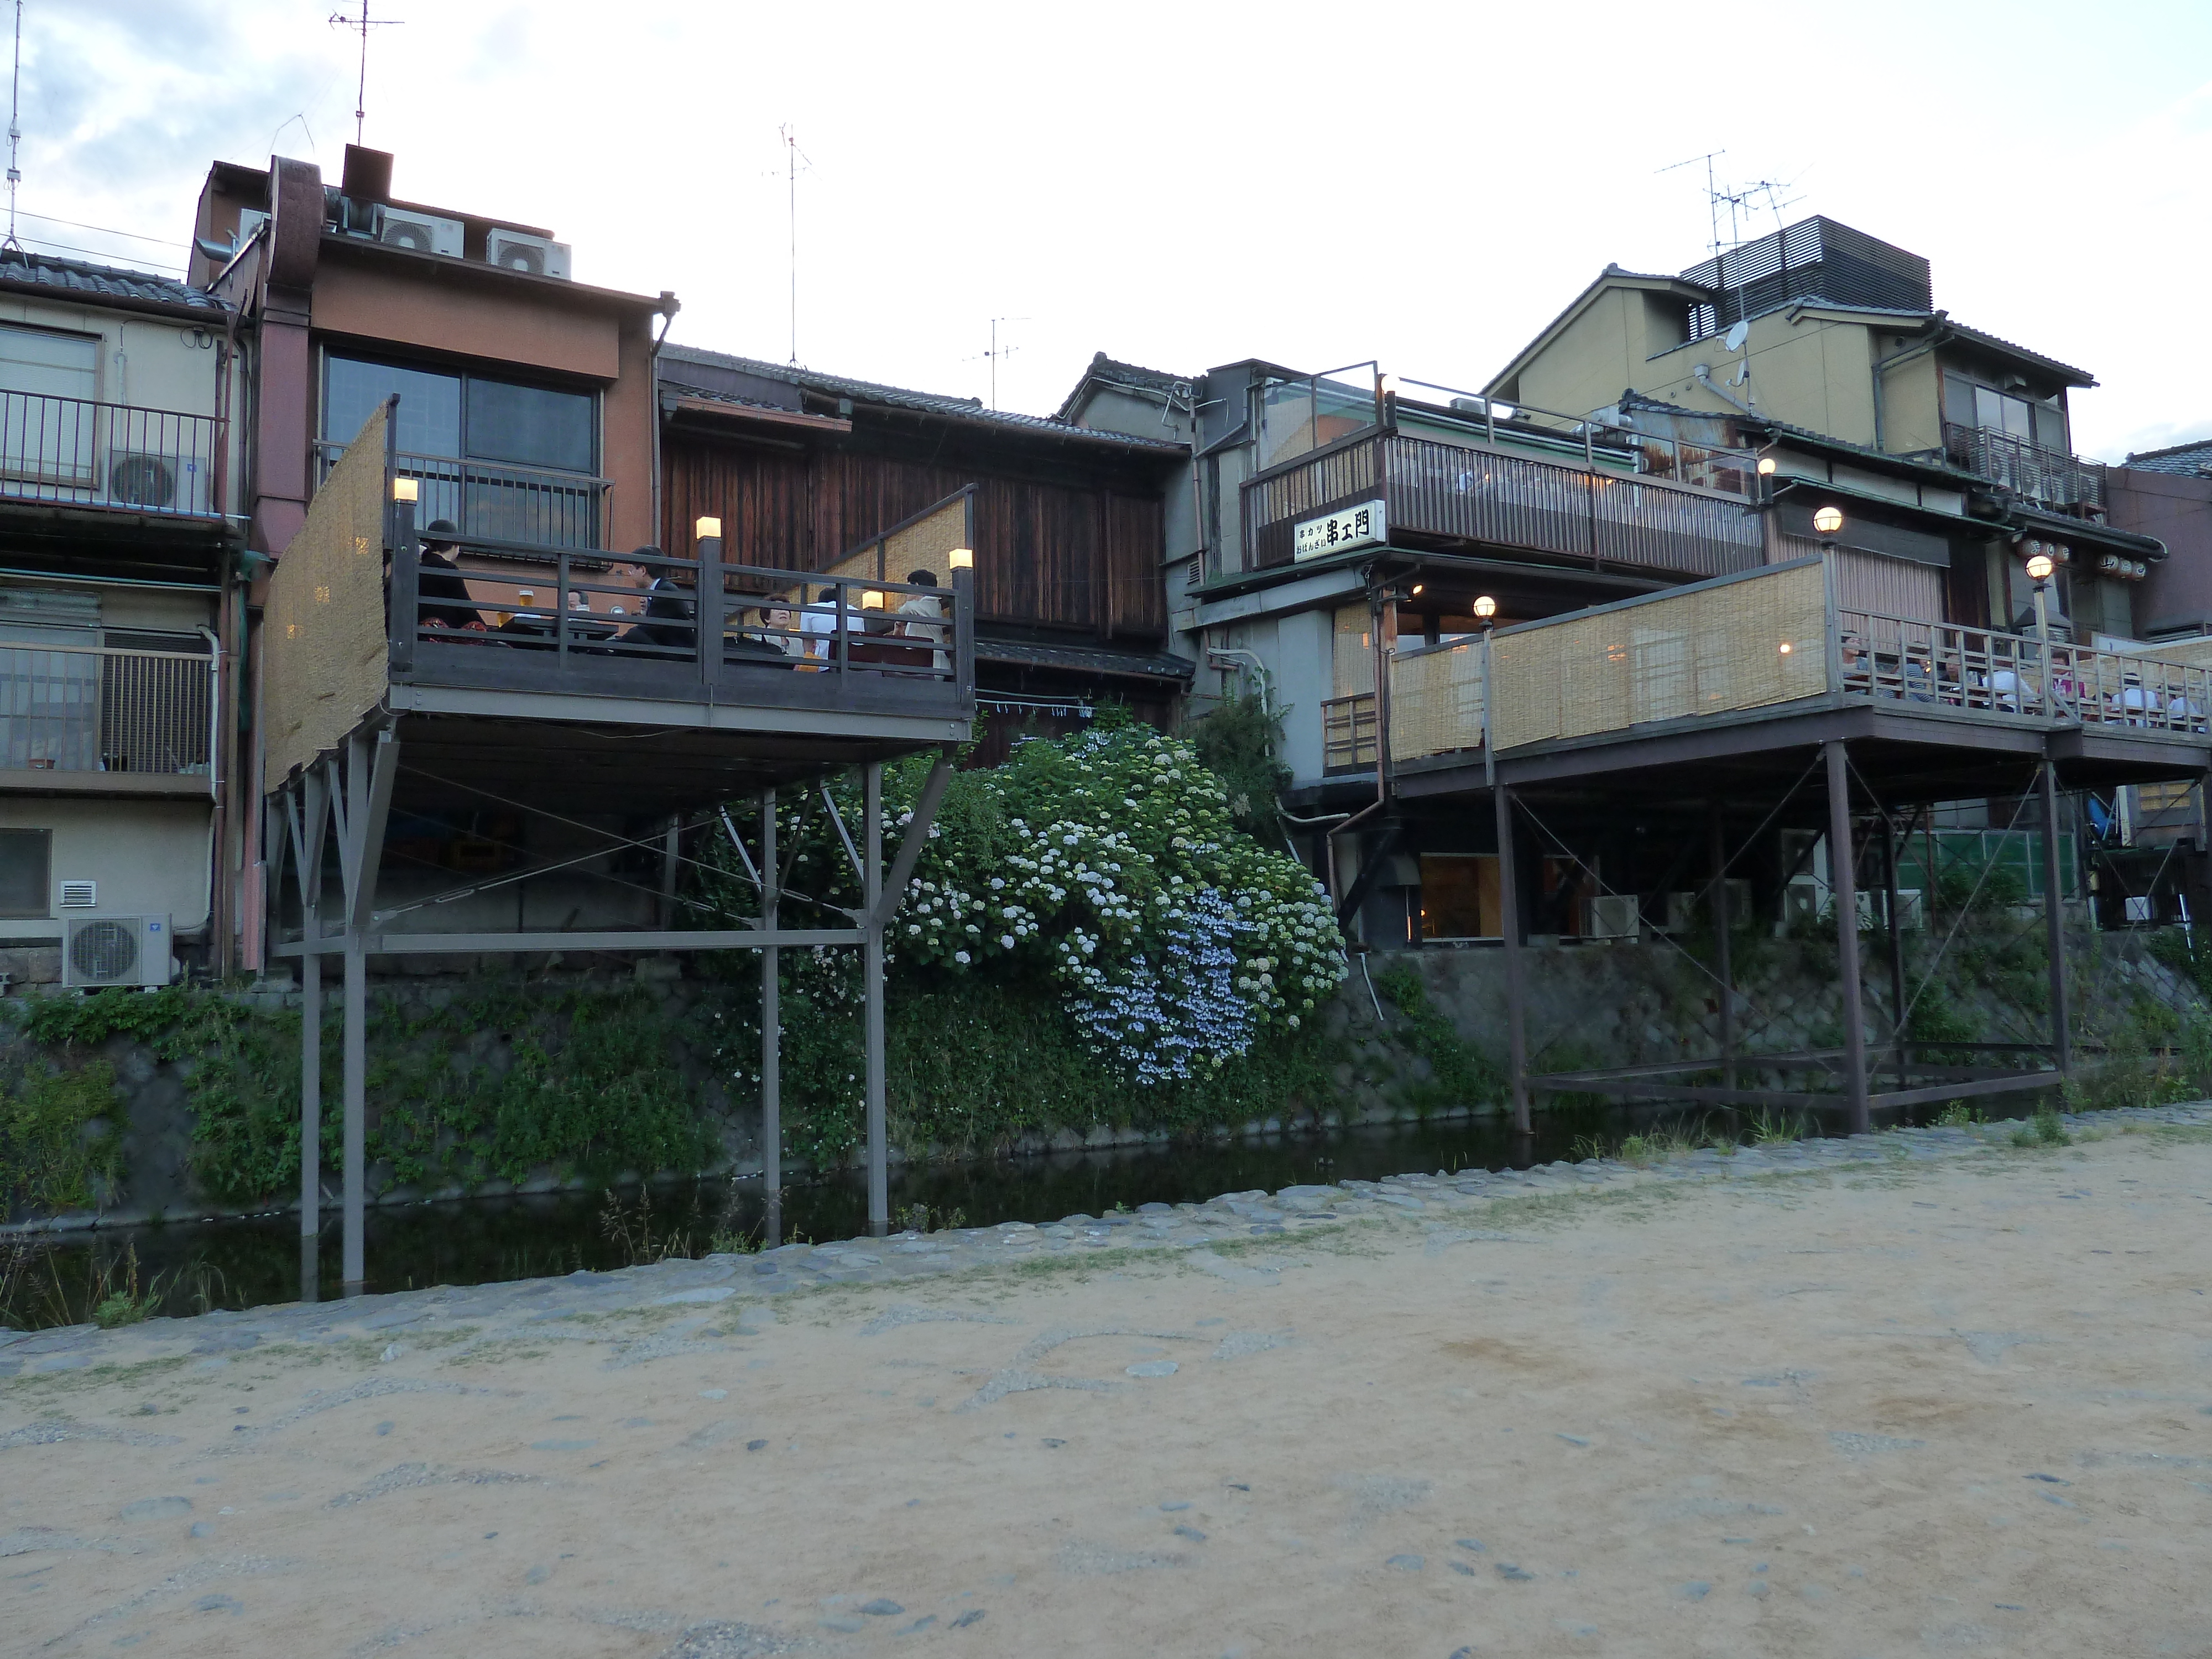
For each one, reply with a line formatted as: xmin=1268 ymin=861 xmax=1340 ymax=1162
xmin=1901 ymin=650 xmax=1936 ymax=703
xmin=416 ymin=519 xmax=486 ymax=632
xmin=611 ymin=547 xmax=695 ymax=651
xmin=739 ymin=602 xmax=804 ymax=659
xmin=894 ymin=568 xmax=950 ymax=673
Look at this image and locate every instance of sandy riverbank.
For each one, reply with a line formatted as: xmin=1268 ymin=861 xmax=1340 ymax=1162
xmin=4 ymin=1108 xmax=2211 ymax=1657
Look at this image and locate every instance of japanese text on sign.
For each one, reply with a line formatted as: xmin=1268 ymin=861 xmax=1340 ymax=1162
xmin=1293 ymin=499 xmax=1386 ymax=560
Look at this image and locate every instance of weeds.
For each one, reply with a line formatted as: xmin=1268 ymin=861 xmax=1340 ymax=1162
xmin=0 ymin=1239 xmax=227 ymax=1331
xmin=895 ymin=1202 xmax=966 ymax=1235
xmin=2011 ymin=1106 xmax=2072 ymax=1148
xmin=1933 ymin=1100 xmax=1981 ymax=1128
xmin=1748 ymin=1109 xmax=1807 ymax=1145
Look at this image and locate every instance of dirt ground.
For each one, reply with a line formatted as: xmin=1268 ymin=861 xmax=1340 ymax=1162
xmin=6 ymin=1118 xmax=2212 ymax=1658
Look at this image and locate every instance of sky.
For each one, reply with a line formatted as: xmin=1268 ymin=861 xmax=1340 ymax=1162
xmin=20 ymin=2 xmax=2212 ymax=462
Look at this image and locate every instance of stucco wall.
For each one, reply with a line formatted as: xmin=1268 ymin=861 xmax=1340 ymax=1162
xmin=0 ymin=795 xmax=213 ymax=946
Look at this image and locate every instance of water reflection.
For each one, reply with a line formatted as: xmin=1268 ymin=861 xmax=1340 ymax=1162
xmin=2 ymin=1092 xmax=2051 ymax=1328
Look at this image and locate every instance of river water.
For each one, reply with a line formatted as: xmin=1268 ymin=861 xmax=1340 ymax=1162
xmin=2 ymin=1093 xmax=2050 ymax=1329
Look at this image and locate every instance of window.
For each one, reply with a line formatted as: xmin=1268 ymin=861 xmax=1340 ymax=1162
xmin=0 ymin=325 xmax=100 ymax=486
xmin=0 ymin=827 xmax=51 ymax=917
xmin=1945 ymin=373 xmax=2068 ymax=456
xmin=321 ymin=353 xmax=601 ymax=546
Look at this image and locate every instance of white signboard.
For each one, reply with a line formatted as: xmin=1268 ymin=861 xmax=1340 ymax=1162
xmin=1293 ymin=499 xmax=1386 ymax=560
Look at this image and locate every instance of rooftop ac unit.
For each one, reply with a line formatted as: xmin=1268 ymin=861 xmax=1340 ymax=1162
xmin=377 ymin=207 xmax=464 ymax=257
xmin=1584 ymin=894 xmax=1640 ymax=940
xmin=106 ymin=452 xmax=212 ymax=516
xmin=62 ymin=915 xmax=172 ymax=989
xmin=485 ymin=228 xmax=571 ymax=280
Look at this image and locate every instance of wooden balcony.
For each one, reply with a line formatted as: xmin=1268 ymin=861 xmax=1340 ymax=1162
xmin=265 ymin=405 xmax=973 ymax=817
xmin=1345 ymin=557 xmax=2212 ymax=805
xmin=1243 ymin=428 xmax=1764 ymax=580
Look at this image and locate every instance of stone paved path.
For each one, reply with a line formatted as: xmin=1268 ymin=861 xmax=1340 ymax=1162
xmin=5 ymin=1105 xmax=2211 ymax=1656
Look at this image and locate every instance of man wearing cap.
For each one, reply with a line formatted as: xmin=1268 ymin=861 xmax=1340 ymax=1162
xmin=416 ymin=520 xmax=487 ymax=633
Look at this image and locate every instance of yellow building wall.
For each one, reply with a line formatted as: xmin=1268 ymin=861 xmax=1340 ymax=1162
xmin=1877 ymin=350 xmax=1944 ymax=454
xmin=1508 ymin=289 xmax=1652 ymax=419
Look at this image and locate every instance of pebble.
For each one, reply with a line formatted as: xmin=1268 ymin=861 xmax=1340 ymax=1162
xmin=1386 ymin=1553 xmax=1425 ymax=1571
xmin=699 ymin=1389 xmax=728 ymax=1400
xmin=1126 ymin=1360 xmax=1178 ymax=1378
xmin=951 ymin=1610 xmax=987 ymax=1628
xmin=1498 ymin=1563 xmax=1535 ymax=1581
xmin=859 ymin=1598 xmax=904 ymax=1615
xmin=120 ymin=1497 xmax=192 ymax=1521
xmin=1175 ymin=1525 xmax=1208 ymax=1542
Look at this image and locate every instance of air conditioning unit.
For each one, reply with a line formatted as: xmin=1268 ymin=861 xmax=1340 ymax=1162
xmin=377 ymin=207 xmax=465 ymax=257
xmin=1584 ymin=894 xmax=1640 ymax=940
xmin=484 ymin=229 xmax=571 ymax=280
xmin=106 ymin=452 xmax=213 ymax=516
xmin=62 ymin=915 xmax=172 ymax=989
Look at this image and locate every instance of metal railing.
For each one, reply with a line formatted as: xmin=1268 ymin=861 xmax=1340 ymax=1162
xmin=0 ymin=643 xmax=214 ymax=775
xmin=1321 ymin=692 xmax=1377 ymax=770
xmin=1245 ymin=430 xmax=1763 ymax=577
xmin=1942 ymin=422 xmax=2105 ymax=512
xmin=389 ymin=531 xmax=973 ymax=698
xmin=1841 ymin=609 xmax=2212 ymax=733
xmin=0 ymin=390 xmax=224 ymax=518
xmin=317 ymin=441 xmax=608 ymax=549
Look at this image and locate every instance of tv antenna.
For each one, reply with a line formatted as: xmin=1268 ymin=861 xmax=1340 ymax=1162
xmin=328 ymin=2 xmax=403 ymax=149
xmin=776 ymin=124 xmax=812 ymax=367
xmin=3 ymin=0 xmax=22 ymax=256
xmin=1658 ymin=149 xmax=1726 ymax=265
xmin=972 ymin=316 xmax=1028 ymax=410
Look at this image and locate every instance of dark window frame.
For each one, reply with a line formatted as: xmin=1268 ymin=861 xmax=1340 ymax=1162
xmin=0 ymin=826 xmax=52 ymax=919
xmin=318 ymin=348 xmax=603 ymax=478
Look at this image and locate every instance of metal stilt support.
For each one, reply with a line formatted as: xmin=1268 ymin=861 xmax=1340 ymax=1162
xmin=1881 ymin=806 xmax=1909 ymax=1091
xmin=863 ymin=762 xmax=888 ymax=1237
xmin=1495 ymin=783 xmax=1530 ymax=1134
xmin=1825 ymin=739 xmax=1870 ymax=1135
xmin=2041 ymin=760 xmax=2073 ymax=1075
xmin=760 ymin=787 xmax=781 ymax=1248
xmin=332 ymin=728 xmax=399 ymax=1295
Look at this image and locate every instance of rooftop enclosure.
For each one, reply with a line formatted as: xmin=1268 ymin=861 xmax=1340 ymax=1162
xmin=1681 ymin=217 xmax=1931 ymax=340
xmin=1327 ymin=557 xmax=2212 ymax=798
xmin=1241 ymin=410 xmax=1762 ymax=578
xmin=264 ymin=407 xmax=973 ymax=816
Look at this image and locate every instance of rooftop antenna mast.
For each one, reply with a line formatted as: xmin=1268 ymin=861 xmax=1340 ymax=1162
xmin=1658 ymin=149 xmax=1726 ymax=267
xmin=3 ymin=0 xmax=22 ymax=257
xmin=778 ymin=124 xmax=811 ymax=367
xmin=328 ymin=2 xmax=403 ymax=150
xmin=984 ymin=316 xmax=1027 ymax=411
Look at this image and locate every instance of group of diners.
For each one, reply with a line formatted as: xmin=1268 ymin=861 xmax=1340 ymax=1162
xmin=407 ymin=521 xmax=950 ymax=673
xmin=1838 ymin=629 xmax=2206 ymax=730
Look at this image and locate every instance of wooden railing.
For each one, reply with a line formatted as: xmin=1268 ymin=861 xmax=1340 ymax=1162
xmin=0 ymin=643 xmax=214 ymax=775
xmin=316 ymin=440 xmax=609 ymax=550
xmin=1244 ymin=430 xmax=1762 ymax=578
xmin=0 ymin=390 xmax=224 ymax=518
xmin=1321 ymin=693 xmax=1376 ymax=771
xmin=1942 ymin=422 xmax=2105 ymax=513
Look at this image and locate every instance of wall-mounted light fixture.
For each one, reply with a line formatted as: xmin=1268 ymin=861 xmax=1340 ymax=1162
xmin=1756 ymin=457 xmax=1777 ymax=477
xmin=859 ymin=590 xmax=885 ymax=611
xmin=1473 ymin=595 xmax=1497 ymax=619
xmin=948 ymin=546 xmax=973 ymax=570
xmin=392 ymin=477 xmax=419 ymax=503
xmin=695 ymin=516 xmax=722 ymax=541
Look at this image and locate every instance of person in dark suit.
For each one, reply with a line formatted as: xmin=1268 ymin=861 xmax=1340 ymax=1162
xmin=415 ymin=519 xmax=487 ymax=633
xmin=614 ymin=547 xmax=695 ymax=653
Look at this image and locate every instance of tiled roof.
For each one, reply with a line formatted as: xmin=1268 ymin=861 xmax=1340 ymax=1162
xmin=978 ymin=637 xmax=1194 ymax=681
xmin=2122 ymin=437 xmax=2212 ymax=475
xmin=1052 ymin=351 xmax=1192 ymax=421
xmin=661 ymin=343 xmax=1186 ymax=453
xmin=0 ymin=249 xmax=226 ymax=315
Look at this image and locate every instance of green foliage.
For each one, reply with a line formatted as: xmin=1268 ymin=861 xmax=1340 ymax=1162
xmin=2012 ymin=1105 xmax=2071 ymax=1147
xmin=1183 ymin=692 xmax=1292 ymax=842
xmin=0 ymin=1057 xmax=123 ymax=1217
xmin=1748 ymin=1109 xmax=1807 ymax=1144
xmin=1368 ymin=963 xmax=1505 ymax=1114
xmin=1933 ymin=1100 xmax=1981 ymax=1127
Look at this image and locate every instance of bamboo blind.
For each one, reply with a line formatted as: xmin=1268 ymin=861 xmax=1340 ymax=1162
xmin=1390 ymin=640 xmax=1485 ymax=761
xmin=264 ymin=405 xmax=390 ymax=782
xmin=1490 ymin=561 xmax=1829 ymax=750
xmin=817 ymin=494 xmax=968 ymax=593
xmin=1333 ymin=605 xmax=1374 ymax=697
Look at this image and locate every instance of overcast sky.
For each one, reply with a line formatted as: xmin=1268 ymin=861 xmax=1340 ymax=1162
xmin=23 ymin=2 xmax=2212 ymax=461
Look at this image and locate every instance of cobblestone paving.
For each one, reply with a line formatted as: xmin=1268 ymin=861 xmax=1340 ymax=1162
xmin=4 ymin=1104 xmax=2211 ymax=1656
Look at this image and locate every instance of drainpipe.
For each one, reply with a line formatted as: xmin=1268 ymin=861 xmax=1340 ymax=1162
xmin=1205 ymin=647 xmax=1272 ymax=717
xmin=1692 ymin=362 xmax=1759 ymax=417
xmin=196 ymin=624 xmax=224 ymax=963
xmin=648 ymin=291 xmax=679 ymax=550
xmin=1871 ymin=318 xmax=1952 ymax=453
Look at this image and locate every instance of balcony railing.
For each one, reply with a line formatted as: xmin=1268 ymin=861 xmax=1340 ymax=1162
xmin=1369 ymin=557 xmax=2212 ymax=771
xmin=0 ymin=643 xmax=214 ymax=776
xmin=315 ymin=441 xmax=608 ymax=550
xmin=0 ymin=390 xmax=224 ymax=518
xmin=1244 ymin=430 xmax=1764 ymax=578
xmin=1943 ymin=422 xmax=2105 ymax=513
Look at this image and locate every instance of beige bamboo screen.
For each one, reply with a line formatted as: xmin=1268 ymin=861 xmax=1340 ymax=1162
xmin=1489 ymin=561 xmax=1829 ymax=750
xmin=1332 ymin=606 xmax=1374 ymax=697
xmin=263 ymin=405 xmax=390 ymax=783
xmin=818 ymin=493 xmax=969 ymax=591
xmin=1390 ymin=639 xmax=1485 ymax=761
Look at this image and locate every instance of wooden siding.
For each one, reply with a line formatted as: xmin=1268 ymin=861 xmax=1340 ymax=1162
xmin=662 ymin=435 xmax=1165 ymax=641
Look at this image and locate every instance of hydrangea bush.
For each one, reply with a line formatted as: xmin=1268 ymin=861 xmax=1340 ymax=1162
xmin=697 ymin=721 xmax=1348 ymax=1154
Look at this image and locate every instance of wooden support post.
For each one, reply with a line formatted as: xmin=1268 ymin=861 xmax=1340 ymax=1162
xmin=2041 ymin=760 xmax=2073 ymax=1075
xmin=1882 ymin=806 xmax=1909 ymax=1091
xmin=1826 ymin=739 xmax=1870 ymax=1135
xmin=1709 ymin=804 xmax=1734 ymax=1092
xmin=1494 ymin=783 xmax=1530 ymax=1134
xmin=863 ymin=762 xmax=888 ymax=1237
xmin=760 ymin=787 xmax=781 ymax=1249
